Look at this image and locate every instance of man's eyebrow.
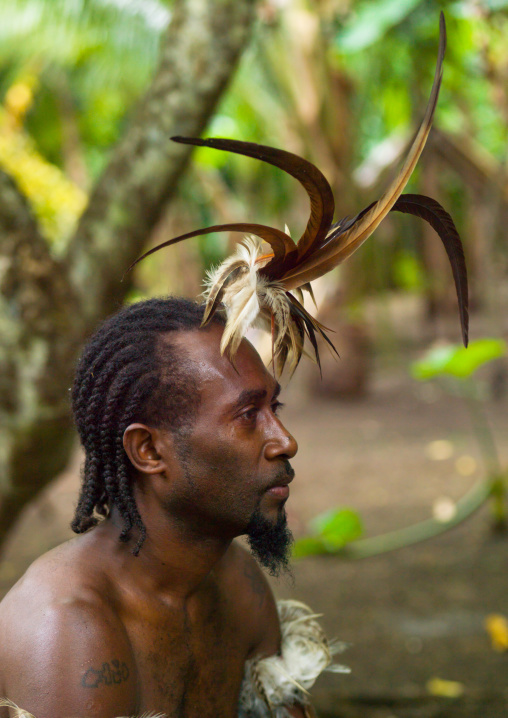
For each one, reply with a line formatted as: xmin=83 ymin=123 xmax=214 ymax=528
xmin=231 ymin=383 xmax=281 ymax=412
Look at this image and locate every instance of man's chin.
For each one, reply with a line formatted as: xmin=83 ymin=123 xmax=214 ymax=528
xmin=258 ymin=495 xmax=288 ymax=522
xmin=245 ymin=504 xmax=293 ymax=577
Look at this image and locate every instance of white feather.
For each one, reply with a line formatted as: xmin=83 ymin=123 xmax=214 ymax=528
xmin=220 ymin=262 xmax=261 ymax=356
xmin=204 ymin=236 xmax=276 ymax=357
xmin=0 ymin=701 xmax=165 ymax=718
xmin=0 ymin=700 xmax=35 ymax=718
xmin=203 ymin=235 xmax=309 ymax=370
xmin=238 ymin=599 xmax=349 ymax=717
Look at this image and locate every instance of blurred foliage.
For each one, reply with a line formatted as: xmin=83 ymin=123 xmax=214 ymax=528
xmin=0 ymin=72 xmax=86 ymax=245
xmin=0 ymin=0 xmax=170 ymax=246
xmin=335 ymin=0 xmax=508 ymax=160
xmin=1 ymin=0 xmax=508 ymax=297
xmin=411 ymin=337 xmax=507 ymax=379
xmin=0 ymin=0 xmax=169 ymax=177
xmin=293 ymin=508 xmax=363 ymax=558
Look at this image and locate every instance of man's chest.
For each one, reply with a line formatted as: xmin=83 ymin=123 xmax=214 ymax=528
xmin=125 ymin=591 xmax=251 ymax=718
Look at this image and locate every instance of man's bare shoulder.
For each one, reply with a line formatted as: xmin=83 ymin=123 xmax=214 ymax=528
xmin=0 ymin=539 xmax=137 ymax=718
xmin=219 ymin=541 xmax=281 ymax=658
xmin=0 ymin=537 xmax=112 ymax=631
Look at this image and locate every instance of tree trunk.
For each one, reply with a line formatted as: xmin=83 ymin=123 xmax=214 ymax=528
xmin=0 ymin=166 xmax=81 ymax=539
xmin=0 ymin=0 xmax=257 ymax=551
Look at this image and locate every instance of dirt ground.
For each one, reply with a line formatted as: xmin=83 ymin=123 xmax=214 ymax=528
xmin=1 ymin=300 xmax=507 ymax=718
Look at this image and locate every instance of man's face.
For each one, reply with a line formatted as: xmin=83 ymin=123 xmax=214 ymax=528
xmin=153 ymin=324 xmax=298 ymax=570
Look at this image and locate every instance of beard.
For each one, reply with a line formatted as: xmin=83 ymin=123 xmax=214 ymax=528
xmin=246 ymin=503 xmax=294 ymax=577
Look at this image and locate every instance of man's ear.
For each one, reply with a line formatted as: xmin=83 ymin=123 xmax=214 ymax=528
xmin=123 ymin=423 xmax=169 ymax=475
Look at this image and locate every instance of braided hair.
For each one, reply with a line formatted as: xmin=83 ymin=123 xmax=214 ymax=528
xmin=71 ymin=297 xmax=225 ymax=555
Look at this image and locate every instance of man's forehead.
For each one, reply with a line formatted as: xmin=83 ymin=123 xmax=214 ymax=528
xmin=171 ymin=325 xmax=278 ymax=400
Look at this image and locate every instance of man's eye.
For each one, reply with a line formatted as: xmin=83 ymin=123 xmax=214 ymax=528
xmin=241 ymin=407 xmax=258 ymax=421
xmin=271 ymin=401 xmax=284 ymax=415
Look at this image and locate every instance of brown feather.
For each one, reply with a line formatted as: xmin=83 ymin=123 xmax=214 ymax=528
xmin=288 ymin=294 xmax=339 ymax=361
xmin=126 ymin=222 xmax=295 ymax=274
xmin=171 ymin=136 xmax=335 ymax=263
xmin=391 ymin=193 xmax=469 ymax=346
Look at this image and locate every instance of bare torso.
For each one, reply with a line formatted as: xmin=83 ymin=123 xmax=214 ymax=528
xmin=0 ymin=527 xmax=280 ymax=718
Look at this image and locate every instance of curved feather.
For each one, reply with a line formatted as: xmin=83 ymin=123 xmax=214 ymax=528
xmin=126 ymin=222 xmax=295 ymax=274
xmin=281 ymin=12 xmax=446 ymax=288
xmin=171 ymin=136 xmax=335 ymax=261
xmin=326 ymin=202 xmax=376 ymax=241
xmin=391 ymin=193 xmax=469 ymax=346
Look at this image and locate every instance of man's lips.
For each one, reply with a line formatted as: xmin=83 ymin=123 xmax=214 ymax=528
xmin=267 ymin=485 xmax=290 ymax=499
xmin=265 ymin=466 xmax=295 ymax=498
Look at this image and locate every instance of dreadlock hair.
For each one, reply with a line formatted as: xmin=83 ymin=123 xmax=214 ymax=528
xmin=71 ymin=296 xmax=225 ymax=555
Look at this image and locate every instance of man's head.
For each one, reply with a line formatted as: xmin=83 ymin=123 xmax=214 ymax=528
xmin=71 ymin=298 xmax=214 ymax=551
xmin=71 ymin=297 xmax=297 ymax=572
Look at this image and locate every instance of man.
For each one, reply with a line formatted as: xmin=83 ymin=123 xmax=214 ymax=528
xmin=0 ymin=297 xmax=329 ymax=718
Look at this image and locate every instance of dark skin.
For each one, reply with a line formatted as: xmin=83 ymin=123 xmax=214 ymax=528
xmin=0 ymin=325 xmax=310 ymax=718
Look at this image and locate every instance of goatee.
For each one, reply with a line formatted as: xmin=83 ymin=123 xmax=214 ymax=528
xmin=246 ymin=504 xmax=293 ymax=577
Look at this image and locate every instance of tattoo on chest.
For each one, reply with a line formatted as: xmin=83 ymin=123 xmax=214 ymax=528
xmin=82 ymin=659 xmax=130 ymax=688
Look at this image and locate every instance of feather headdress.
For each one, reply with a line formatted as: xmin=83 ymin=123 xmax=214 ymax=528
xmin=130 ymin=13 xmax=468 ymax=375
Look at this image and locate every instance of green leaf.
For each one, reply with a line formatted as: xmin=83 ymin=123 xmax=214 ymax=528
xmin=292 ymin=509 xmax=364 ymax=558
xmin=411 ymin=339 xmax=507 ymax=380
xmin=292 ymin=537 xmax=328 ymax=559
xmin=336 ymin=0 xmax=423 ymax=52
xmin=310 ymin=508 xmax=364 ymax=549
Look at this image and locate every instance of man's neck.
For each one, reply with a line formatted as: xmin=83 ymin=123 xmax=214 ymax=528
xmin=91 ymin=507 xmax=233 ymax=601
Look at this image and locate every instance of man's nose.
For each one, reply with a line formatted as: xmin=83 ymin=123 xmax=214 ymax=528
xmin=265 ymin=419 xmax=298 ymax=460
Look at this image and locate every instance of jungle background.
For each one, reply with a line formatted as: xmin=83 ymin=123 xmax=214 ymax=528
xmin=1 ymin=0 xmax=507 ymax=716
